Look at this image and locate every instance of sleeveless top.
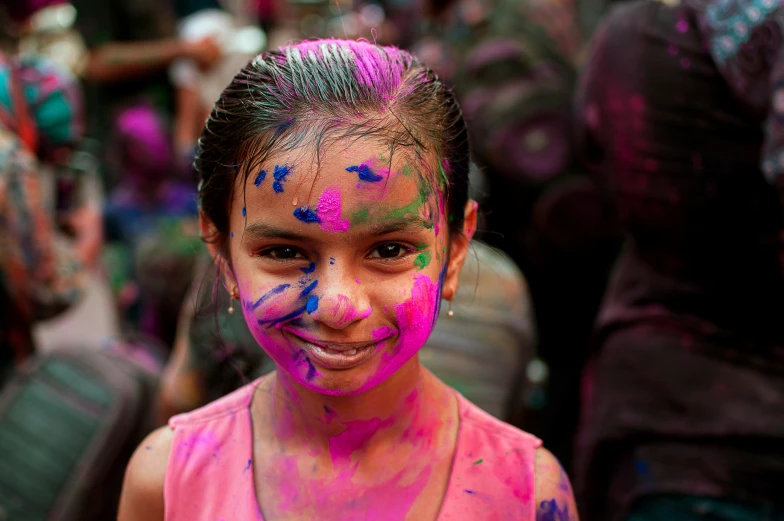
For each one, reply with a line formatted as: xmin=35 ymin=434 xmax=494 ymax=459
xmin=165 ymin=377 xmax=543 ymax=521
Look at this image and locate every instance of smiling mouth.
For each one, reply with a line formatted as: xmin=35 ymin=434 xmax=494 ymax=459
xmin=286 ymin=330 xmax=390 ymax=370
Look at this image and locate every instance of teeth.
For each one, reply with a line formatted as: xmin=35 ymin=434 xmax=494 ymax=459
xmin=345 ymin=349 xmax=357 ymax=355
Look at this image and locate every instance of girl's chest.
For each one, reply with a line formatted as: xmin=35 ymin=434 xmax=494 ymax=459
xmin=253 ymin=450 xmax=454 ymax=521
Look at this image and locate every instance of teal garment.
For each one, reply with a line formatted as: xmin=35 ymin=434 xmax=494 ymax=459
xmin=628 ymin=495 xmax=784 ymax=521
xmin=0 ymin=55 xmax=83 ymax=151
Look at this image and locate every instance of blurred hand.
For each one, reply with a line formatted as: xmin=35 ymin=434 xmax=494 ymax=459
xmin=186 ymin=36 xmax=222 ymax=72
xmin=66 ymin=204 xmax=103 ymax=269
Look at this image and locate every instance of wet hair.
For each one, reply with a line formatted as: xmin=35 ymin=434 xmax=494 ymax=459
xmin=196 ymin=39 xmax=470 ymax=257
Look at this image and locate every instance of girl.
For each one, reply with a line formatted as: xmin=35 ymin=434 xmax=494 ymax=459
xmin=118 ymin=39 xmax=577 ymax=521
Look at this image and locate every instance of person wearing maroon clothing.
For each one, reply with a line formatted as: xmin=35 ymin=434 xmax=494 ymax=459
xmin=575 ymin=1 xmax=784 ymax=520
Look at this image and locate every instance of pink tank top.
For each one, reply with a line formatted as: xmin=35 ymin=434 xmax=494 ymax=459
xmin=165 ymin=378 xmax=542 ymax=521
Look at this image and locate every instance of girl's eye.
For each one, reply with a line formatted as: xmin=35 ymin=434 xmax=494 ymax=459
xmin=369 ymin=243 xmax=410 ymax=259
xmin=261 ymin=247 xmax=304 ymax=260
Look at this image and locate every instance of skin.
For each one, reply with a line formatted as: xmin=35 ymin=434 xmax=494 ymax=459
xmin=118 ymin=137 xmax=578 ymax=521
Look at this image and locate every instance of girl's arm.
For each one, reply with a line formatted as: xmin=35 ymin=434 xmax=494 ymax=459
xmin=117 ymin=427 xmax=174 ymax=521
xmin=534 ymin=448 xmax=580 ymax=521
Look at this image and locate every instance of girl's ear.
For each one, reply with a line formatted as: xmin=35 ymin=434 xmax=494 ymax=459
xmin=199 ymin=211 xmax=238 ymax=293
xmin=441 ymin=200 xmax=478 ymax=301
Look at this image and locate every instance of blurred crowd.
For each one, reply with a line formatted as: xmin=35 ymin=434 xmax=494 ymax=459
xmin=1 ymin=0 xmax=783 ymax=520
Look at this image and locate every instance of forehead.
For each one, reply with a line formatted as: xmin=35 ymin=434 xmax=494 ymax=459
xmin=235 ymin=139 xmax=442 ymax=226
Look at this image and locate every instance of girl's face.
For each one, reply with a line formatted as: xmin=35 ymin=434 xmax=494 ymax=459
xmin=205 ymin=138 xmax=475 ymax=396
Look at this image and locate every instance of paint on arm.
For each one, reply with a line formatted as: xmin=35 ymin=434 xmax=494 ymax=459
xmin=534 ymin=448 xmax=579 ymax=521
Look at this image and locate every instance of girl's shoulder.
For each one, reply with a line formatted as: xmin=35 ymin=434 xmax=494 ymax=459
xmin=168 ymin=377 xmax=264 ymax=429
xmin=455 ymin=392 xmax=542 ymax=451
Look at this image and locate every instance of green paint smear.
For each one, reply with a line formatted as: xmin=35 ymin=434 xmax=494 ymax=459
xmin=414 ymin=251 xmax=431 ymax=270
xmin=474 ymin=459 xmax=483 ymax=465
xmin=351 ymin=208 xmax=370 ymax=226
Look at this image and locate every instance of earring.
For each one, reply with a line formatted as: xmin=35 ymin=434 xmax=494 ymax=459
xmin=447 ymin=300 xmax=454 ymax=318
xmin=228 ymin=289 xmax=237 ymax=314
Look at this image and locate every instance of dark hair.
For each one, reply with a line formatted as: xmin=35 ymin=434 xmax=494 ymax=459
xmin=196 ymin=39 xmax=470 ymax=256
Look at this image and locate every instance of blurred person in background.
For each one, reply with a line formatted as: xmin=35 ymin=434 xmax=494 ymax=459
xmin=575 ymin=1 xmax=784 ymax=520
xmin=102 ymin=103 xmax=202 ymax=347
xmin=0 ymin=43 xmax=92 ymax=381
xmin=170 ymin=0 xmax=267 ymax=169
xmin=408 ymin=0 xmax=620 ymax=467
xmin=157 ymin=239 xmax=536 ymax=424
xmin=71 ymin=0 xmax=221 ymax=187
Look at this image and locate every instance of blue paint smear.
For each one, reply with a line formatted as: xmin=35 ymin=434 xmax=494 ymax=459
xmin=306 ymin=295 xmax=319 ymax=314
xmin=294 ymin=206 xmax=320 ymax=223
xmin=244 ymin=459 xmax=252 ymax=472
xmin=272 ymin=164 xmax=291 ymax=193
xmin=250 ymin=284 xmax=290 ymax=310
xmin=464 ymin=490 xmax=476 ymax=495
xmin=254 ymin=170 xmax=267 ymax=186
xmin=230 ymin=232 xmax=234 ymax=238
xmin=305 ymin=356 xmax=317 ymax=381
xmin=258 ymin=304 xmax=306 ymax=327
xmin=300 ymin=262 xmax=316 ymax=274
xmin=242 ymin=206 xmax=246 ymax=217
xmin=300 ymin=280 xmax=318 ymax=297
xmin=323 ymin=405 xmax=334 ymax=415
xmin=275 ymin=118 xmax=294 ymax=136
xmin=347 ymin=164 xmax=383 ymax=182
xmin=538 ymin=499 xmax=570 ymax=521
xmin=329 ymin=257 xmax=335 ymax=265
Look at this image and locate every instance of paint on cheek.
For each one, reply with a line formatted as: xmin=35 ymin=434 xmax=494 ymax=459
xmin=272 ymin=164 xmax=292 ymax=193
xmin=254 ymin=170 xmax=267 ymax=186
xmin=347 ymin=163 xmax=384 ymax=183
xmin=414 ymin=251 xmax=431 ymax=270
xmin=294 ymin=206 xmax=321 ymax=223
xmin=300 ymin=280 xmax=318 ymax=297
xmin=247 ymin=283 xmax=291 ymax=310
xmin=317 ymin=188 xmax=350 ymax=233
xmin=393 ymin=274 xmax=439 ymax=355
xmin=329 ymin=257 xmax=336 ymax=265
xmin=306 ymin=295 xmax=319 ymax=314
xmin=372 ymin=326 xmax=394 ymax=342
xmin=295 ymin=349 xmax=320 ymax=381
xmin=242 ymin=206 xmax=246 ymax=217
xmin=300 ymin=262 xmax=316 ymax=274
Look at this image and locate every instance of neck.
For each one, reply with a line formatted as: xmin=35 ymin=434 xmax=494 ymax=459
xmin=259 ymin=358 xmax=453 ymax=460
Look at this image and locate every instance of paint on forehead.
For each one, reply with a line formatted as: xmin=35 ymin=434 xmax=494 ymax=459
xmin=275 ymin=117 xmax=294 ymax=136
xmin=294 ymin=206 xmax=321 ymax=223
xmin=317 ymin=188 xmax=350 ymax=233
xmin=347 ymin=163 xmax=384 ymax=183
xmin=350 ymin=207 xmax=370 ymax=226
xmin=273 ymin=164 xmax=292 ymax=193
xmin=254 ymin=169 xmax=267 ymax=187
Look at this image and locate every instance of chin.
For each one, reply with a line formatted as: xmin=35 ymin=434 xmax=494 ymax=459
xmin=293 ymin=369 xmax=383 ymax=397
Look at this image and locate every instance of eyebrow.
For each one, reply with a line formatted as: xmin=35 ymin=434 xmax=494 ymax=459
xmin=365 ymin=218 xmax=433 ymax=237
xmin=243 ymin=218 xmax=432 ymax=241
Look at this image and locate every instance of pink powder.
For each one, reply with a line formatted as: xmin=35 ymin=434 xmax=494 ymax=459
xmin=328 ymin=417 xmax=394 ymax=465
xmin=317 ymin=188 xmax=350 ymax=233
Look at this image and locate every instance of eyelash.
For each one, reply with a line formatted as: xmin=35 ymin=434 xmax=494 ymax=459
xmin=255 ymin=242 xmax=417 ymax=263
